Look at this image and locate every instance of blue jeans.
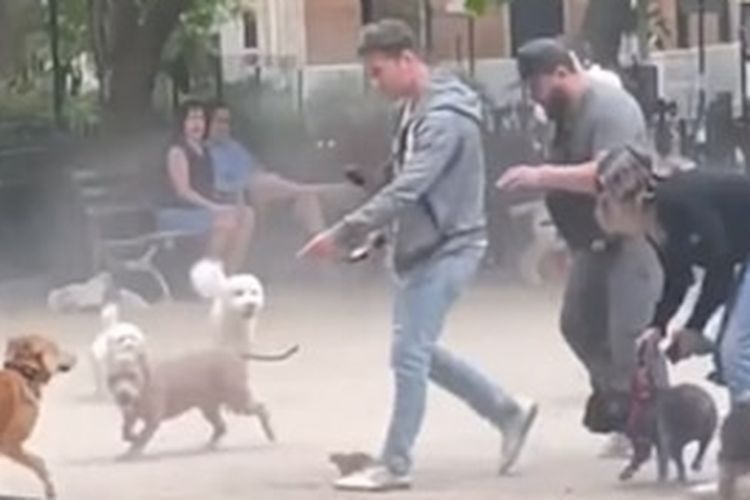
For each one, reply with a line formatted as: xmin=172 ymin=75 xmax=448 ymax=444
xmin=720 ymin=261 xmax=750 ymax=404
xmin=381 ymin=246 xmax=522 ymax=475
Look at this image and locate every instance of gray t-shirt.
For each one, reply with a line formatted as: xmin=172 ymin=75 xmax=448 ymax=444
xmin=547 ymin=79 xmax=647 ymax=249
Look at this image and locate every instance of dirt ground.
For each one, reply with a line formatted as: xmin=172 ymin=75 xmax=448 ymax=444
xmin=0 ymin=278 xmax=728 ymax=500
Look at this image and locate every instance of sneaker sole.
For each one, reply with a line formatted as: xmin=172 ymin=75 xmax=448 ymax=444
xmin=334 ymin=483 xmax=412 ymax=493
xmin=499 ymin=403 xmax=538 ymax=475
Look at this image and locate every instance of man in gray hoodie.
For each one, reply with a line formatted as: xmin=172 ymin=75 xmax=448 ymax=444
xmin=299 ymin=19 xmax=537 ymax=492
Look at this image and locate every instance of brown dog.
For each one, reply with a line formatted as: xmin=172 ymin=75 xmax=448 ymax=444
xmin=0 ymin=335 xmax=75 ymax=499
xmin=114 ymin=346 xmax=298 ymax=459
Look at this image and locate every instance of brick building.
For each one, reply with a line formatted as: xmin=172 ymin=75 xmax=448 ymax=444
xmin=219 ymin=0 xmax=739 ymax=78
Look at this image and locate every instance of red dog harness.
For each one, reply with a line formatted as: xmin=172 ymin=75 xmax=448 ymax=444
xmin=626 ymin=343 xmax=656 ymax=435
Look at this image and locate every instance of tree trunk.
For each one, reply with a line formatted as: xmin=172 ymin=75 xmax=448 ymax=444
xmin=99 ymin=0 xmax=192 ymax=133
xmin=105 ymin=44 xmax=162 ymax=132
xmin=0 ymin=0 xmax=10 ymax=75
xmin=582 ymin=0 xmax=635 ymax=67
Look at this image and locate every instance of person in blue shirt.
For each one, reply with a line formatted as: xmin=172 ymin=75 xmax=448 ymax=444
xmin=158 ymin=100 xmax=255 ymax=272
xmin=206 ymin=102 xmax=328 ymax=243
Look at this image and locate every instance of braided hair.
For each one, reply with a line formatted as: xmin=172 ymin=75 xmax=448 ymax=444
xmin=596 ymin=145 xmax=658 ymax=205
xmin=594 ymin=145 xmax=661 ymax=236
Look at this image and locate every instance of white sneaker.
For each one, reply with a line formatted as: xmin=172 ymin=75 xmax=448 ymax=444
xmin=688 ymin=481 xmax=718 ymax=498
xmin=499 ymin=398 xmax=538 ymax=474
xmin=333 ymin=464 xmax=411 ymax=492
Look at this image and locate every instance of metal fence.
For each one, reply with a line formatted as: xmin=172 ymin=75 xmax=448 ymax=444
xmin=222 ymin=42 xmax=743 ymax=129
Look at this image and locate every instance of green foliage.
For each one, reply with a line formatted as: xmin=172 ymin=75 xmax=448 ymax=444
xmin=164 ymin=0 xmax=239 ymax=65
xmin=1 ymin=0 xmax=238 ymax=125
xmin=179 ymin=0 xmax=241 ymax=41
xmin=463 ymin=0 xmax=510 ymax=16
xmin=58 ymin=0 xmax=89 ymax=63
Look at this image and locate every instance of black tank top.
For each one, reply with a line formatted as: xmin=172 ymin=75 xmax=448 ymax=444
xmin=161 ymin=139 xmax=216 ymax=208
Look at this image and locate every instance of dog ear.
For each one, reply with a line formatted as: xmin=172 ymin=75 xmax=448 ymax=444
xmin=100 ymin=303 xmax=120 ymax=330
xmin=190 ymin=259 xmax=228 ymax=299
xmin=5 ymin=336 xmax=20 ymax=354
xmin=4 ymin=336 xmax=24 ymax=363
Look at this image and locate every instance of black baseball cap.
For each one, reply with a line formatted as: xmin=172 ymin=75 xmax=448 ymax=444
xmin=516 ymin=38 xmax=576 ymax=81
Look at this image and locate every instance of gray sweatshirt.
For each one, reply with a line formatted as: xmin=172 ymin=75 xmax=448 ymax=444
xmin=336 ymin=71 xmax=488 ymax=276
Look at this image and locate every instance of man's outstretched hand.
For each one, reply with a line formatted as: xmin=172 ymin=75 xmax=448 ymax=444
xmin=665 ymin=328 xmax=715 ymax=364
xmin=297 ymin=228 xmax=339 ymax=260
xmin=496 ymin=165 xmax=542 ymax=192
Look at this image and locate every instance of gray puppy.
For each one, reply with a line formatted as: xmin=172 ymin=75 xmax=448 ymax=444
xmin=620 ymin=383 xmax=718 ymax=483
xmin=109 ymin=346 xmax=298 ymax=459
xmin=586 ymin=340 xmax=718 ymax=483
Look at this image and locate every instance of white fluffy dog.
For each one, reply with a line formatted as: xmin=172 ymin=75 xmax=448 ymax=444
xmin=190 ymin=259 xmax=266 ymax=353
xmin=509 ymin=200 xmax=567 ymax=286
xmin=90 ymin=303 xmax=147 ymax=397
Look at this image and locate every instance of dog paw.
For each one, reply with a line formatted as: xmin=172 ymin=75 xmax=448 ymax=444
xmin=203 ymin=440 xmax=221 ymax=452
xmin=116 ymin=449 xmax=142 ymax=462
xmin=619 ymin=469 xmax=635 ymax=482
xmin=44 ymin=483 xmax=56 ymax=499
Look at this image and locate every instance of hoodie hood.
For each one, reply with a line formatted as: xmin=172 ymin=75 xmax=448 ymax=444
xmin=413 ymin=70 xmax=484 ymax=125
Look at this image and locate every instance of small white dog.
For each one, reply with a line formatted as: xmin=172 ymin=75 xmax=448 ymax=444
xmin=90 ymin=303 xmax=147 ymax=398
xmin=509 ymin=200 xmax=567 ymax=286
xmin=190 ymin=259 xmax=266 ymax=353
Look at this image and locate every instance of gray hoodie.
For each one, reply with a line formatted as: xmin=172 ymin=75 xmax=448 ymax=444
xmin=336 ymin=71 xmax=488 ymax=276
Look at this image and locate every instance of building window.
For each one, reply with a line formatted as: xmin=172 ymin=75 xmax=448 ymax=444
xmin=676 ymin=0 xmax=731 ymax=48
xmin=360 ymin=0 xmax=374 ymax=24
xmin=359 ymin=0 xmax=421 ymax=38
xmin=243 ymin=10 xmax=258 ymax=49
xmin=510 ymin=0 xmax=564 ymax=55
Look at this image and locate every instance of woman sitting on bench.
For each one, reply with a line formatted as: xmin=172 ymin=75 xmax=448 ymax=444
xmin=157 ymin=100 xmax=254 ymax=272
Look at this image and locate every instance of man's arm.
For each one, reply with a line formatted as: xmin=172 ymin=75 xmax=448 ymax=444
xmin=496 ymin=161 xmax=598 ymax=194
xmin=498 ymin=99 xmax=645 ymax=195
xmin=333 ymin=111 xmax=460 ymax=237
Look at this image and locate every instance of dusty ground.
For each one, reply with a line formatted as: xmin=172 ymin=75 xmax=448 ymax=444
xmin=0 ymin=278 xmax=727 ymax=500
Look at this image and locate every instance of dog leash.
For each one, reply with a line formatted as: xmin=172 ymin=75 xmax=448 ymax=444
xmin=626 ymin=341 xmax=656 ymax=436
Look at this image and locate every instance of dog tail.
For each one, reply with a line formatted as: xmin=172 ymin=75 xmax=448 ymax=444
xmin=190 ymin=259 xmax=227 ymax=299
xmin=241 ymin=345 xmax=300 ymax=362
xmin=101 ymin=302 xmax=119 ymax=329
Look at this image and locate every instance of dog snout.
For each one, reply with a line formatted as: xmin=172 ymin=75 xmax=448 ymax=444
xmin=241 ymin=303 xmax=258 ymax=318
xmin=58 ymin=351 xmax=76 ymax=372
xmin=118 ymin=338 xmax=139 ymax=350
xmin=113 ymin=385 xmax=140 ymax=407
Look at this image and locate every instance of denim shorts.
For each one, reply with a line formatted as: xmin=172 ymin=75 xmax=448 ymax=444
xmin=157 ymin=207 xmax=213 ymax=234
